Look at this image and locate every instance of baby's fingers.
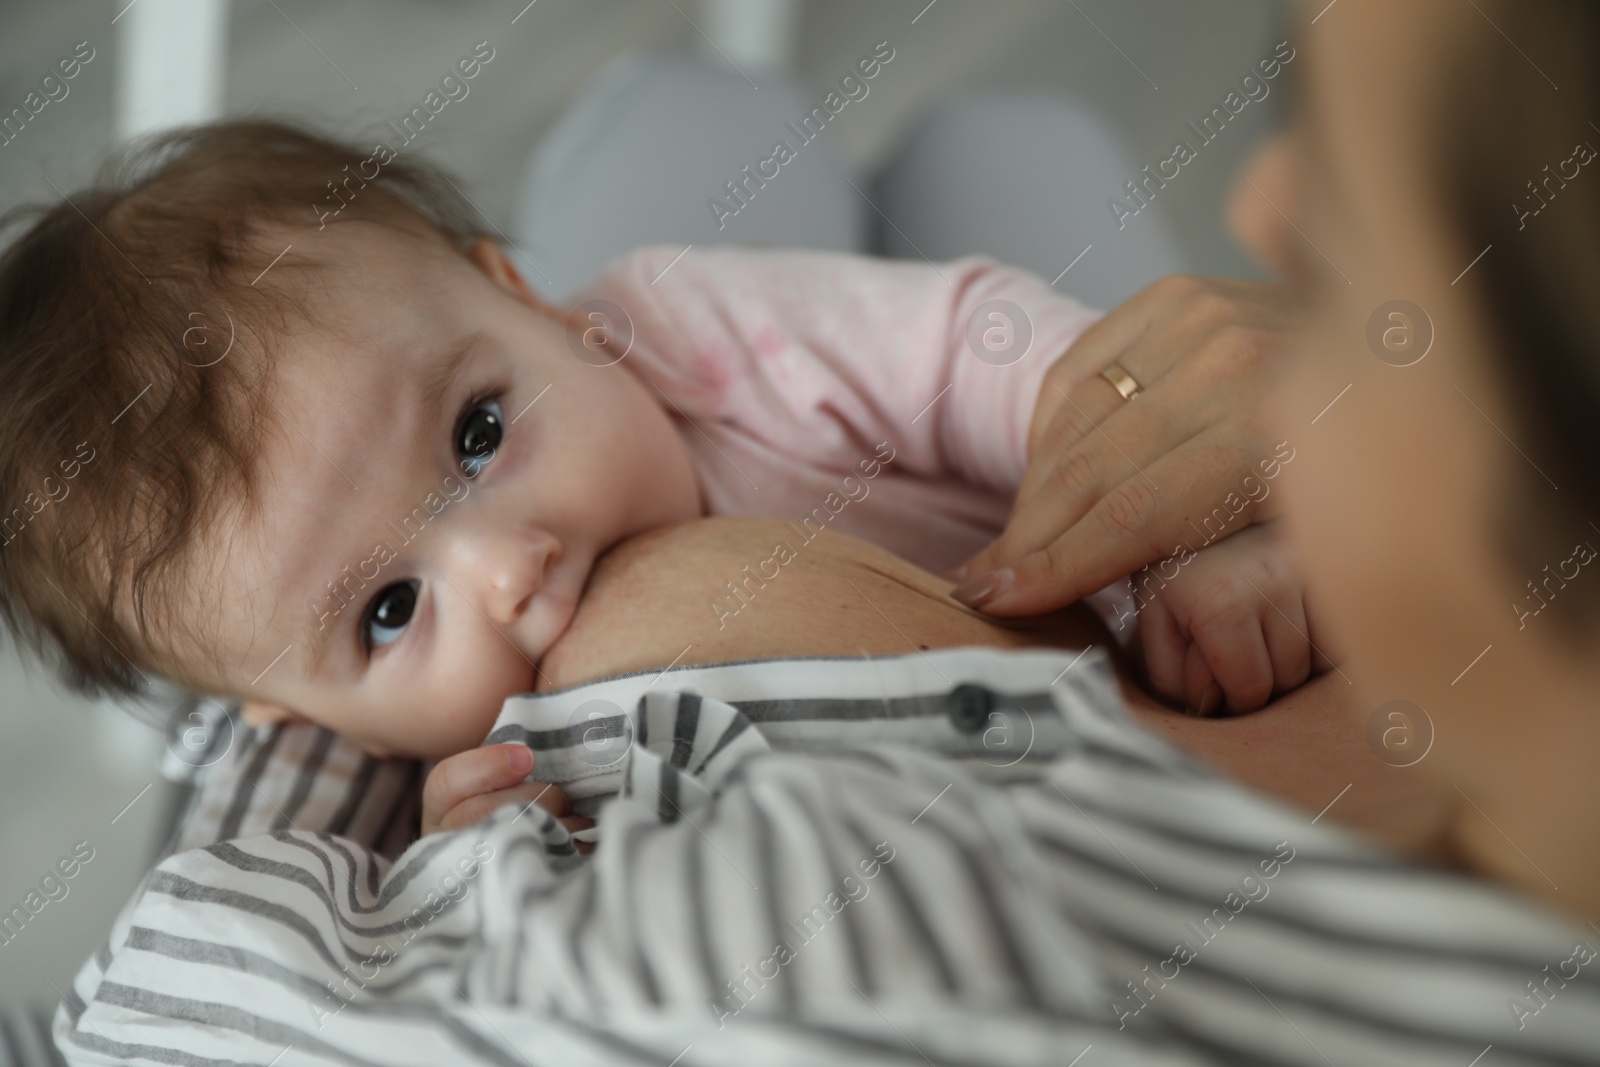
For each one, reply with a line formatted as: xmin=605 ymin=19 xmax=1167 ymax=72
xmin=424 ymin=744 xmax=532 ymax=820
xmin=432 ymin=780 xmax=574 ymax=835
xmin=423 ymin=744 xmax=563 ymax=836
xmin=1181 ymin=642 xmax=1222 ymax=716
xmin=1190 ymin=611 xmax=1274 ymax=714
xmin=1136 ymin=590 xmax=1189 ymax=707
xmin=1259 ymin=594 xmax=1314 ymax=695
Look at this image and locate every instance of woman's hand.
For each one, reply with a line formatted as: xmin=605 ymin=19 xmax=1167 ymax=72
xmin=420 ymin=742 xmax=590 ymax=840
xmin=952 ymin=274 xmax=1298 ymax=616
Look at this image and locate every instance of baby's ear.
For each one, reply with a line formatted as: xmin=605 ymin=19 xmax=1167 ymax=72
xmin=239 ymin=699 xmax=306 ymax=728
xmin=466 ymin=237 xmax=556 ymax=315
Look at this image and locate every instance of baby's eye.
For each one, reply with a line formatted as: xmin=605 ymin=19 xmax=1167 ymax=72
xmin=364 ymin=580 xmax=420 ymax=651
xmin=456 ymin=397 xmax=503 ymax=477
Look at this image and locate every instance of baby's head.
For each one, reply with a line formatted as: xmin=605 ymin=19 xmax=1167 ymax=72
xmin=0 ymin=120 xmax=699 ymax=758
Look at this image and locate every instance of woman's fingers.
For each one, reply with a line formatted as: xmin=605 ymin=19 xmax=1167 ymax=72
xmin=964 ymin=309 xmax=1285 ymax=592
xmin=1025 ymin=275 xmax=1291 ymax=456
xmin=961 ymin=274 xmax=1298 ymax=619
xmin=958 ymin=425 xmax=1272 ymax=616
xmin=972 ymin=376 xmax=1209 ymax=583
xmin=966 ymin=398 xmax=1183 ymax=585
xmin=1022 ymin=276 xmax=1188 ymax=448
xmin=1026 ymin=278 xmax=1261 ymax=459
xmin=1015 ymin=286 xmax=1246 ymax=521
xmin=1013 ymin=374 xmax=1162 ymax=531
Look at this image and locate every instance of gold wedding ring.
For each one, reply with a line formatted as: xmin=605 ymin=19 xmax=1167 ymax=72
xmin=1100 ymin=361 xmax=1143 ymax=401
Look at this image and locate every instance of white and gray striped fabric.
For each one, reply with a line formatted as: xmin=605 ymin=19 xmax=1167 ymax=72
xmin=55 ymin=648 xmax=1600 ymax=1066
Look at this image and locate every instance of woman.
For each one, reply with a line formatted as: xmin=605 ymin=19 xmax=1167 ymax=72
xmin=968 ymin=0 xmax=1600 ymax=928
xmin=1235 ymin=0 xmax=1600 ymax=921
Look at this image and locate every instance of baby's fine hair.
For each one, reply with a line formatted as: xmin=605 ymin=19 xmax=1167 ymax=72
xmin=0 ymin=119 xmax=487 ymax=698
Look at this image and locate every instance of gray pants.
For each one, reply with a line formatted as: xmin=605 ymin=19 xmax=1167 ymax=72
xmin=512 ymin=54 xmax=1183 ymax=311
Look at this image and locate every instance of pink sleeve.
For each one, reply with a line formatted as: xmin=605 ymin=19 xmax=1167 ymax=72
xmin=577 ymin=247 xmax=1102 ymax=494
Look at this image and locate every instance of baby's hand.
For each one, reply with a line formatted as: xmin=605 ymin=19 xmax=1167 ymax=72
xmin=421 ymin=743 xmax=589 ymax=839
xmin=1134 ymin=522 xmax=1332 ymax=715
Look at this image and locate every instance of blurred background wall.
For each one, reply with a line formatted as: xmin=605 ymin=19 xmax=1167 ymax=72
xmin=0 ymin=0 xmax=1284 ymax=1034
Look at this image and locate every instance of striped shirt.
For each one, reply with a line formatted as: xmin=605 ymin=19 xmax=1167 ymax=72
xmin=56 ymin=648 xmax=1600 ymax=1066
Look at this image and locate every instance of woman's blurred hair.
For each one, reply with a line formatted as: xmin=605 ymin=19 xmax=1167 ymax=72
xmin=1440 ymin=0 xmax=1600 ymax=634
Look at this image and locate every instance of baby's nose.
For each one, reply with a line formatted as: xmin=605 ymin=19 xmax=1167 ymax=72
xmin=484 ymin=570 xmax=535 ymax=626
xmin=455 ymin=528 xmax=561 ymax=626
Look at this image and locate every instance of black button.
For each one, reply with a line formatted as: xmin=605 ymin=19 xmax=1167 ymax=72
xmin=947 ymin=684 xmax=993 ymax=734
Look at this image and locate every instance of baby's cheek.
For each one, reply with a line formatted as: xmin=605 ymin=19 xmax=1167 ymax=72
xmin=412 ymin=650 xmax=536 ymax=760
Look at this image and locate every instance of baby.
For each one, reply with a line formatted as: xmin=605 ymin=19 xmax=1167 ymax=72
xmin=0 ymin=121 xmax=1318 ymax=836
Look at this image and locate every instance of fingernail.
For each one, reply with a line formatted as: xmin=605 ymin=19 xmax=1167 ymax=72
xmin=942 ymin=563 xmax=969 ymax=582
xmin=951 ymin=568 xmax=1013 ymax=608
xmin=1193 ymin=683 xmax=1224 ymax=717
xmin=504 ymin=744 xmax=533 ymax=774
